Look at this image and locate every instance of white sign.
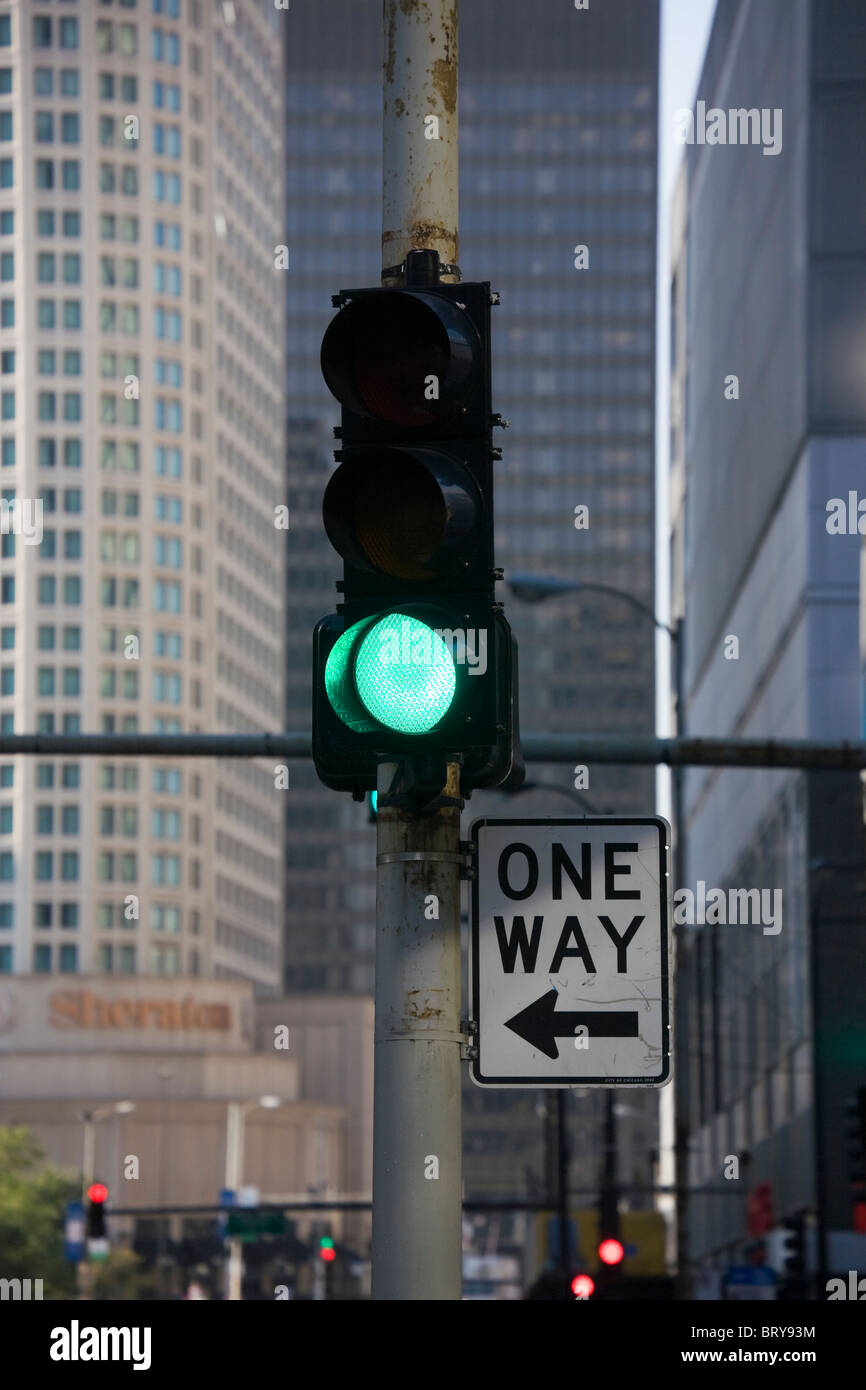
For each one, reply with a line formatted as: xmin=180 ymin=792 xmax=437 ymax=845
xmin=470 ymin=818 xmax=671 ymax=1086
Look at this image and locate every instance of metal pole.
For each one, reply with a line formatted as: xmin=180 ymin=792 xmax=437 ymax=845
xmin=556 ymin=1091 xmax=570 ymax=1275
xmin=372 ymin=759 xmax=463 ymax=1300
xmin=0 ymin=730 xmax=864 ymax=769
xmin=809 ymin=884 xmax=829 ymax=1297
xmin=81 ymin=1113 xmax=95 ymax=1203
xmin=372 ymin=0 xmax=462 ymax=1304
xmin=382 ymin=0 xmax=458 ymax=283
xmin=671 ymin=616 xmax=691 ymax=1299
xmin=224 ymin=1101 xmax=247 ymax=1301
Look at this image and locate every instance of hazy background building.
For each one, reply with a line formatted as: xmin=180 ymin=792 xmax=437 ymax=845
xmin=0 ymin=0 xmax=286 ymax=991
xmin=671 ymin=0 xmax=866 ymax=1290
xmin=283 ymin=0 xmax=660 ymax=1209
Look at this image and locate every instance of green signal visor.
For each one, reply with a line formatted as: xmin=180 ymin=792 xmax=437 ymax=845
xmin=325 ymin=613 xmax=457 ymax=736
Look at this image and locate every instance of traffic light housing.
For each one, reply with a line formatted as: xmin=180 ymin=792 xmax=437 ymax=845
xmin=313 ymin=250 xmax=521 ymax=799
xmin=778 ymin=1210 xmax=807 ymax=1300
xmin=318 ymin=1234 xmax=336 ymax=1264
xmin=845 ymin=1087 xmax=866 ymax=1230
xmin=86 ymin=1182 xmax=108 ymax=1239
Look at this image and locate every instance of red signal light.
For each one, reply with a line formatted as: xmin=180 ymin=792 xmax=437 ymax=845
xmin=87 ymin=1183 xmax=108 ymax=1204
xmin=598 ymin=1238 xmax=624 ymax=1266
xmin=319 ymin=1246 xmax=336 ymax=1263
xmin=571 ymin=1273 xmax=595 ymax=1299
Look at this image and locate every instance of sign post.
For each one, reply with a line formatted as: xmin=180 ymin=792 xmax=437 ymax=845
xmin=470 ymin=818 xmax=672 ymax=1087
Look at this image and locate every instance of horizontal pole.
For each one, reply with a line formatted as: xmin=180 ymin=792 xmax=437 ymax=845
xmin=0 ymin=732 xmax=864 ymax=770
xmin=522 ymin=733 xmax=866 ymax=769
xmin=106 ymin=1187 xmax=748 ymax=1218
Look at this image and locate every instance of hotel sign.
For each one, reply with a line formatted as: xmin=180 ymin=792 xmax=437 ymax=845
xmin=50 ymin=989 xmax=231 ymax=1032
xmin=0 ymin=977 xmax=255 ymax=1053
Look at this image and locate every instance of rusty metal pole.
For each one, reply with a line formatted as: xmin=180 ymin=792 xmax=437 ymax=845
xmin=371 ymin=0 xmax=463 ymax=1302
xmin=372 ymin=761 xmax=464 ymax=1299
xmin=382 ymin=0 xmax=459 ymax=285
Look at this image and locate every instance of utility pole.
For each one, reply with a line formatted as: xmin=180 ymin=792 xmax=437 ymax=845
xmin=224 ymin=1101 xmax=244 ymax=1302
xmin=382 ymin=0 xmax=459 ymax=286
xmin=671 ymin=615 xmax=691 ymax=1299
xmin=371 ymin=0 xmax=463 ymax=1303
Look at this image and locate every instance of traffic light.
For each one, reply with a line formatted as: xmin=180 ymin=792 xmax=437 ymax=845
xmin=571 ymin=1273 xmax=595 ymax=1299
xmin=778 ymin=1210 xmax=807 ymax=1300
xmin=598 ymin=1237 xmax=625 ymax=1266
xmin=313 ymin=249 xmax=521 ymax=800
xmin=318 ymin=1234 xmax=336 ymax=1264
xmin=86 ymin=1182 xmax=109 ymax=1260
xmin=845 ymin=1087 xmax=866 ymax=1230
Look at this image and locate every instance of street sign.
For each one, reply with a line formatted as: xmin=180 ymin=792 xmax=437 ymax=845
xmin=470 ymin=818 xmax=671 ymax=1086
xmin=723 ymin=1267 xmax=777 ymax=1300
xmin=63 ymin=1200 xmax=85 ymax=1262
xmin=226 ymin=1209 xmax=286 ymax=1240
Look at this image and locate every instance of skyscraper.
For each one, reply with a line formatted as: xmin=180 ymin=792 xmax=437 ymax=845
xmin=0 ymin=0 xmax=286 ymax=991
xmin=671 ymin=0 xmax=866 ymax=1289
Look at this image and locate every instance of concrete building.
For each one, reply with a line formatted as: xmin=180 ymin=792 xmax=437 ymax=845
xmin=0 ymin=0 xmax=286 ymax=990
xmin=0 ymin=975 xmax=373 ymax=1295
xmin=671 ymin=0 xmax=866 ymax=1292
xmin=282 ymin=0 xmax=661 ymax=1213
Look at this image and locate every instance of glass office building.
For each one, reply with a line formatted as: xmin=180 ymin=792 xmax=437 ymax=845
xmin=672 ymin=0 xmax=866 ymax=1288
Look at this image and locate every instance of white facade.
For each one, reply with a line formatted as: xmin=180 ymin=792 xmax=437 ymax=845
xmin=0 ymin=0 xmax=285 ymax=989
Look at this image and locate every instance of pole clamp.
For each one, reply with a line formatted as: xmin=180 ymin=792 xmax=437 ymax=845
xmin=376 ymin=849 xmax=470 ymax=870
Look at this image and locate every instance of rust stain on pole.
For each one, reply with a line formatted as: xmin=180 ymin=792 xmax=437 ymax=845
xmin=382 ymin=0 xmax=459 ymax=279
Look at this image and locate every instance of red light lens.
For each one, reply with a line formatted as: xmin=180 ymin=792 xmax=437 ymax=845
xmin=319 ymin=1247 xmax=336 ymax=1263
xmin=571 ymin=1274 xmax=595 ymax=1298
xmin=87 ymin=1183 xmax=108 ymax=1204
xmin=598 ymin=1238 xmax=624 ymax=1266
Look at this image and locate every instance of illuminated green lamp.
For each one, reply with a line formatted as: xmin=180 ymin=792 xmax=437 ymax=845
xmin=325 ymin=612 xmax=457 ymax=735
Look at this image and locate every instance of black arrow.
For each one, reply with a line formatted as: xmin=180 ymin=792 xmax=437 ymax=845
xmin=504 ymin=989 xmax=639 ymax=1060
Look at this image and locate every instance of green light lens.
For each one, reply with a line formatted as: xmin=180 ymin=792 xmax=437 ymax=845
xmin=354 ymin=614 xmax=456 ymax=734
xmin=325 ymin=623 xmax=380 ymax=733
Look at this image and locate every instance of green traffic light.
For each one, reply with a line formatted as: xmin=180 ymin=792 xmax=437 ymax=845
xmin=354 ymin=615 xmax=456 ymax=733
xmin=325 ymin=613 xmax=456 ymax=736
xmin=320 ymin=1236 xmax=335 ymax=1249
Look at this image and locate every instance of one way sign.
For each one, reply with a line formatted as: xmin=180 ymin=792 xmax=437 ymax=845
xmin=470 ymin=818 xmax=672 ymax=1087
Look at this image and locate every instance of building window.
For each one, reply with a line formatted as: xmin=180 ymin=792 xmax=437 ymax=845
xmin=33 ymin=18 xmax=53 ymax=50
xmin=59 ymin=944 xmax=77 ymax=973
xmin=59 ymin=19 xmax=79 ymax=51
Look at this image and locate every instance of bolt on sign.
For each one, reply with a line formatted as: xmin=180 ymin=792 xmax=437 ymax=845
xmin=470 ymin=819 xmax=672 ymax=1086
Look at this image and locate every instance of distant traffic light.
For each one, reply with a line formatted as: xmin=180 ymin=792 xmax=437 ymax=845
xmin=778 ymin=1211 xmax=807 ymax=1300
xmin=318 ymin=1235 xmax=336 ymax=1264
xmin=598 ymin=1237 xmax=625 ymax=1267
xmin=845 ymin=1088 xmax=866 ymax=1229
xmin=571 ymin=1273 xmax=595 ymax=1299
xmin=85 ymin=1182 xmax=109 ymax=1259
xmin=313 ymin=249 xmax=520 ymax=800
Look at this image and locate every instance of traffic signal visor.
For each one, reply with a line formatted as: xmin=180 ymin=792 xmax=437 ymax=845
xmin=321 ymin=290 xmax=479 ymax=427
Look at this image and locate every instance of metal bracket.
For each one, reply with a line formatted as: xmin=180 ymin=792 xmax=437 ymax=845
xmin=381 ymin=254 xmax=462 ymax=286
xmin=458 ymin=840 xmax=476 ymax=880
xmin=460 ymin=1018 xmax=478 ymax=1061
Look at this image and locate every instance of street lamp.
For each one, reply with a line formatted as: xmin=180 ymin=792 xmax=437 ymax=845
xmin=79 ymin=1101 xmax=135 ymax=1202
xmin=224 ymin=1095 xmax=282 ymax=1301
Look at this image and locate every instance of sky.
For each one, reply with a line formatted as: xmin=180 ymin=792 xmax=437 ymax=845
xmin=654 ymin=0 xmax=717 ymax=1224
